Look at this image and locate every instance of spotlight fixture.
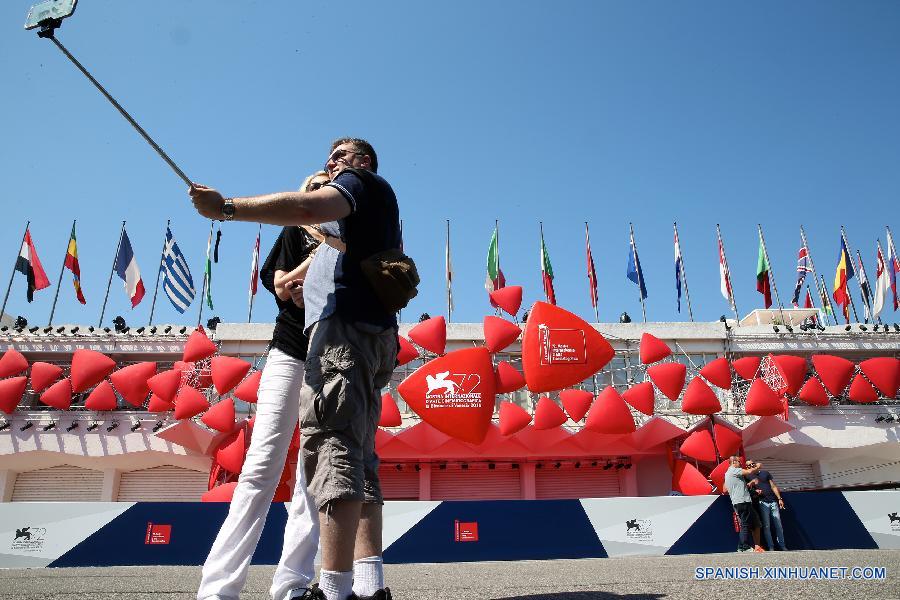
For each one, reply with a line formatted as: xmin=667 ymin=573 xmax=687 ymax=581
xmin=511 ymin=463 xmax=519 ymax=469
xmin=87 ymin=422 xmax=100 ymax=432
xmin=535 ymin=463 xmax=543 ymax=469
xmin=817 ymin=323 xmax=826 ymax=331
xmin=66 ymin=422 xmax=79 ymax=432
xmin=894 ymin=324 xmax=900 ymax=333
xmin=418 ymin=313 xmax=431 ymax=323
xmin=845 ymin=325 xmax=852 ymax=332
xmin=43 ymin=326 xmax=53 ymax=334
xmin=785 ymin=325 xmax=793 ymax=333
xmin=799 ymin=324 xmax=809 ymax=332
xmin=615 ymin=462 xmax=625 ymax=470
xmin=106 ymin=421 xmax=119 ymax=432
xmin=56 ymin=326 xmax=65 ymax=334
xmin=0 ymin=326 xmax=7 ymax=332
xmin=461 ymin=463 xmax=469 ymax=470
xmin=875 ymin=415 xmax=886 ymax=422
xmin=164 ymin=326 xmax=172 ymax=334
xmin=0 ymin=421 xmax=10 ymax=431
xmin=488 ymin=463 xmax=496 ymax=470
xmin=130 ymin=421 xmax=141 ymax=432
xmin=859 ymin=324 xmax=867 ymax=332
xmin=590 ymin=461 xmax=598 ymax=467
xmin=395 ymin=464 xmax=403 ymax=471
xmin=103 ymin=327 xmax=111 ymax=333
xmin=603 ymin=462 xmax=613 ymax=470
xmin=70 ymin=326 xmax=79 ymax=334
xmin=88 ymin=326 xmax=95 ymax=333
xmin=414 ymin=464 xmax=421 ymax=472
xmin=873 ymin=324 xmax=880 ymax=332
xmin=29 ymin=326 xmax=39 ymax=333
xmin=554 ymin=462 xmax=562 ymax=469
xmin=439 ymin=463 xmax=447 ymax=470
xmin=773 ymin=325 xmax=780 ymax=333
xmin=152 ymin=421 xmax=165 ymax=432
xmin=42 ymin=421 xmax=56 ymax=431
xmin=885 ymin=416 xmax=896 ymax=423
xmin=179 ymin=327 xmax=187 ymax=334
xmin=136 ymin=327 xmax=146 ymax=334
xmin=574 ymin=462 xmax=581 ymax=469
xmin=521 ymin=311 xmax=528 ymax=323
xmin=20 ymin=422 xmax=33 ymax=431
xmin=619 ymin=312 xmax=632 ymax=324
xmin=206 ymin=317 xmax=221 ymax=331
xmin=150 ymin=326 xmax=157 ymax=334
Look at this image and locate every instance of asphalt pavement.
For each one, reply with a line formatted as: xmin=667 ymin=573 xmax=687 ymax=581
xmin=1 ymin=549 xmax=898 ymax=600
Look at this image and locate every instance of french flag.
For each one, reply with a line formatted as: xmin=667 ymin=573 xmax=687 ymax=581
xmin=115 ymin=230 xmax=145 ymax=307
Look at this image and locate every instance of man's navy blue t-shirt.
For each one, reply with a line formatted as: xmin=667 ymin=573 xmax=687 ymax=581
xmin=309 ymin=168 xmax=401 ymax=329
xmin=755 ymin=470 xmax=778 ymax=502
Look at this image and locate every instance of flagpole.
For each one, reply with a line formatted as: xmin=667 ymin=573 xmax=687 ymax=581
xmin=820 ymin=275 xmax=838 ymax=325
xmin=98 ymin=221 xmax=126 ymax=328
xmin=446 ymin=219 xmax=452 ymax=323
xmin=198 ymin=220 xmax=214 ymax=327
xmin=48 ymin=220 xmax=76 ymax=327
xmin=757 ymin=224 xmax=788 ymax=326
xmin=855 ymin=249 xmax=878 ymax=324
xmin=586 ymin=222 xmax=599 ymax=323
xmin=248 ymin=223 xmax=261 ymax=323
xmin=147 ymin=219 xmax=170 ymax=327
xmin=799 ymin=225 xmax=836 ymax=326
xmin=674 ymin=222 xmax=694 ymax=322
xmin=717 ymin=224 xmax=740 ymax=322
xmin=839 ymin=226 xmax=862 ymax=323
xmin=630 ymin=223 xmax=647 ymax=323
xmin=0 ymin=221 xmax=30 ymax=321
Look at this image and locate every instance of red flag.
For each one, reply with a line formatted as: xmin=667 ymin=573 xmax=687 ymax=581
xmin=586 ymin=224 xmax=598 ymax=309
xmin=15 ymin=228 xmax=50 ymax=302
xmin=540 ymin=227 xmax=556 ymax=305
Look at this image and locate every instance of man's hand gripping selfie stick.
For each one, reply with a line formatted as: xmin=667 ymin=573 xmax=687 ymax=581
xmin=31 ymin=15 xmax=193 ymax=188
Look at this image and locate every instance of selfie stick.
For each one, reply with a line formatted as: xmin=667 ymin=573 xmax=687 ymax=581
xmin=35 ymin=20 xmax=193 ymax=187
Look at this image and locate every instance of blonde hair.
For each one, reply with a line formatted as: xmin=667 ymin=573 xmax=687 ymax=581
xmin=299 ymin=170 xmax=329 ymax=192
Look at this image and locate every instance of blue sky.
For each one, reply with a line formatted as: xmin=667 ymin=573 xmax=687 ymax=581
xmin=1 ymin=1 xmax=898 ymax=327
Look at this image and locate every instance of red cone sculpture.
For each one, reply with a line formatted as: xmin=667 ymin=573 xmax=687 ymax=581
xmin=639 ymin=333 xmax=671 ymax=365
xmin=407 ymin=316 xmax=447 ymax=355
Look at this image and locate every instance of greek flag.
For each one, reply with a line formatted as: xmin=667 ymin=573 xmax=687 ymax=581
xmin=161 ymin=227 xmax=195 ymax=313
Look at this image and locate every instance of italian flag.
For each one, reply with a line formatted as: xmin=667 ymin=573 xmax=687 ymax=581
xmin=485 ymin=226 xmax=505 ymax=295
xmin=204 ymin=227 xmax=214 ymax=310
xmin=540 ymin=229 xmax=556 ymax=305
xmin=756 ymin=234 xmax=772 ymax=308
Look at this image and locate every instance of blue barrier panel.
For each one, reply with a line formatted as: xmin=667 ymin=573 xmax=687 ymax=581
xmin=384 ymin=499 xmax=607 ymax=564
xmin=779 ymin=491 xmax=877 ymax=551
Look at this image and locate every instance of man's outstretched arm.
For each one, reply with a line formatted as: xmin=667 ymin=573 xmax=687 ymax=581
xmin=189 ymin=184 xmax=351 ymax=225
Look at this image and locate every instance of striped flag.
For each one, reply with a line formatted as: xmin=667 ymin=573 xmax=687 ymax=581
xmin=114 ymin=229 xmax=145 ymax=307
xmin=15 ymin=228 xmax=50 ymax=302
xmin=204 ymin=226 xmax=214 ymax=310
xmin=248 ymin=228 xmax=260 ymax=316
xmin=161 ymin=227 xmax=195 ymax=314
xmin=791 ymin=245 xmax=811 ymax=307
xmin=756 ymin=231 xmax=772 ymax=309
xmin=717 ymin=226 xmax=736 ymax=313
xmin=833 ymin=235 xmax=854 ymax=321
xmin=804 ymin=286 xmax=817 ymax=324
xmin=445 ymin=221 xmax=453 ymax=314
xmin=540 ymin=226 xmax=556 ymax=305
xmin=857 ymin=251 xmax=872 ymax=321
xmin=627 ymin=227 xmax=647 ymax=300
xmin=586 ymin=224 xmax=598 ymax=309
xmin=64 ymin=223 xmax=86 ymax=304
xmin=873 ymin=241 xmax=891 ymax=319
xmin=485 ymin=225 xmax=505 ymax=295
xmin=674 ymin=226 xmax=684 ymax=313
xmin=887 ymin=228 xmax=899 ymax=311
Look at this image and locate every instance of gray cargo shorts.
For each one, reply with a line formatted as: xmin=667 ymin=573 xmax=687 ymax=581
xmin=299 ymin=315 xmax=398 ymax=510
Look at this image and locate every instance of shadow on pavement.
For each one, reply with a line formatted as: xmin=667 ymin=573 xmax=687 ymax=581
xmin=494 ymin=594 xmax=665 ymax=600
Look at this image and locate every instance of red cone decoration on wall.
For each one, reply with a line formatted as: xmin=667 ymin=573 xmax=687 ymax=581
xmin=215 ymin=427 xmax=247 ymax=474
xmin=69 ymin=349 xmax=117 ymax=393
xmin=233 ymin=370 xmax=262 ymax=404
xmin=559 ymin=389 xmax=593 ymax=422
xmin=811 ymin=355 xmax=855 ymax=396
xmin=183 ymin=327 xmax=217 ymax=362
xmin=680 ymin=429 xmax=717 ymax=462
xmin=713 ymin=423 xmax=742 ymax=458
xmin=680 ymin=377 xmax=722 ymax=415
xmin=0 ymin=376 xmax=27 ymax=414
xmin=483 ymin=316 xmax=521 ymax=353
xmin=584 ymin=386 xmax=635 ymax=434
xmin=407 ymin=315 xmax=447 ymax=355
xmin=647 ymin=362 xmax=687 ymax=401
xmin=147 ymin=369 xmax=182 ymax=404
xmin=85 ymin=380 xmax=118 ymax=411
xmin=622 ymin=382 xmax=655 ymax=416
xmin=858 ymin=357 xmax=899 ymax=399
xmin=848 ymin=374 xmax=878 ymax=404
xmin=397 ymin=347 xmax=496 ymax=444
xmin=498 ymin=401 xmax=532 ymax=435
xmin=202 ymin=398 xmax=236 ymax=432
xmin=772 ymin=355 xmax=807 ymax=395
xmin=202 ymin=481 xmax=238 ymax=502
xmin=110 ymin=362 xmax=157 ymax=407
xmin=489 ymin=285 xmax=523 ymax=317
xmin=533 ymin=396 xmax=568 ymax=430
xmin=30 ymin=362 xmax=62 ymax=393
xmin=147 ymin=393 xmax=174 ymax=413
xmin=709 ymin=459 xmax=730 ymax=492
xmin=174 ymin=386 xmax=210 ymax=420
xmin=700 ymin=357 xmax=732 ymax=390
xmin=521 ymin=302 xmax=614 ymax=393
xmin=672 ymin=460 xmax=713 ymax=495
xmin=379 ymin=392 xmax=402 ymax=427
xmin=396 ymin=336 xmax=419 ymax=366
xmin=39 ymin=378 xmax=72 ymax=410
xmin=494 ymin=361 xmax=526 ymax=394
xmin=0 ymin=349 xmax=29 ymax=378
xmin=639 ymin=333 xmax=671 ymax=365
xmin=210 ymin=356 xmax=252 ymax=395
xmin=745 ymin=379 xmax=784 ymax=416
xmin=798 ymin=377 xmax=829 ymax=406
xmin=732 ymin=356 xmax=761 ymax=381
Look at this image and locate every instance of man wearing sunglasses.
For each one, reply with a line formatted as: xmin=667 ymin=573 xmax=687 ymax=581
xmin=190 ymin=138 xmax=400 ymax=600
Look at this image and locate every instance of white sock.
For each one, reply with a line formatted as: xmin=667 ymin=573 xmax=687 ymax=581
xmin=352 ymin=556 xmax=384 ymax=597
xmin=319 ymin=569 xmax=354 ymax=600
